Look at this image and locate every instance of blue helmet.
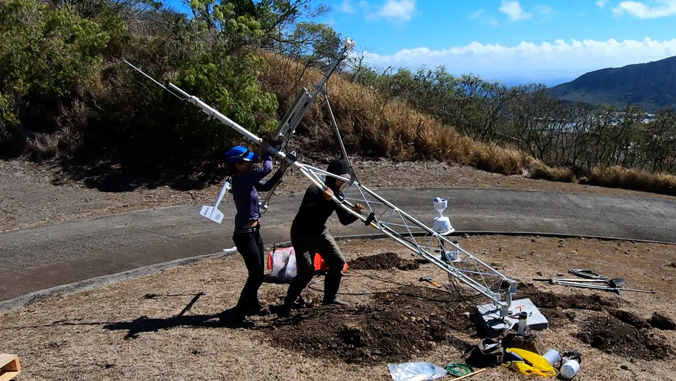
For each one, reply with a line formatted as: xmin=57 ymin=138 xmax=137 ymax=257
xmin=225 ymin=145 xmax=258 ymax=163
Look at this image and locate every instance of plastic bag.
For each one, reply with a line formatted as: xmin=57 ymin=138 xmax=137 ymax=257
xmin=268 ymin=246 xmax=297 ymax=283
xmin=387 ymin=362 xmax=447 ymax=381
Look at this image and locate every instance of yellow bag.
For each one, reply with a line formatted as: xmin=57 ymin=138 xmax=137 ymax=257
xmin=503 ymin=348 xmax=557 ymax=377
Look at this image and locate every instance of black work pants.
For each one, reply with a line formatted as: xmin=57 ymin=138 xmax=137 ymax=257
xmin=285 ymin=226 xmax=345 ymax=305
xmin=232 ymin=227 xmax=265 ymax=315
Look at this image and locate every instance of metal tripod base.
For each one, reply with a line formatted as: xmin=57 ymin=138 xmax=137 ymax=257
xmin=476 ymin=298 xmax=549 ymax=333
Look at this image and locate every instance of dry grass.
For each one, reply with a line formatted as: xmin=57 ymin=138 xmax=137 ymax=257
xmin=1 ymin=236 xmax=675 ymax=380
xmin=259 ymin=52 xmax=676 ymax=197
xmin=583 ymin=166 xmax=676 ymax=195
xmin=25 ymin=125 xmax=82 ymax=160
xmin=260 ymin=53 xmax=528 ymax=174
xmin=528 ymin=162 xmax=576 ymax=183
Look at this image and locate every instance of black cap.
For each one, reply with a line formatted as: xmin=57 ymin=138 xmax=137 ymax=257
xmin=325 ymin=160 xmax=350 ymax=190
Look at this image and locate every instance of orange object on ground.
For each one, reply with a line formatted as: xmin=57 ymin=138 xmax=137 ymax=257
xmin=314 ymin=254 xmax=349 ymax=273
xmin=267 ymin=247 xmax=349 ymax=273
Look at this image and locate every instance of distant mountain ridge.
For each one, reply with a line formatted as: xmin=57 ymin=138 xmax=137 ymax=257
xmin=548 ymin=55 xmax=676 ymax=113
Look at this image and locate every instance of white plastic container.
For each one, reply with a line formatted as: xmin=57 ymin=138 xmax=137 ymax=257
xmin=542 ymin=349 xmax=561 ymax=366
xmin=560 ymin=359 xmax=580 ymax=379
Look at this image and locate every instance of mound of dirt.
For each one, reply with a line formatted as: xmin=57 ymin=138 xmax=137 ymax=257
xmin=348 ymin=252 xmax=419 ymax=271
xmin=576 ymin=316 xmax=673 ymax=360
xmin=268 ymin=286 xmax=473 ymax=363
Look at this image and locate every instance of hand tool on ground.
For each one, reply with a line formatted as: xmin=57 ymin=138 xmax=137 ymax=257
xmin=568 ymin=268 xmax=607 ymax=279
xmin=534 ymin=277 xmax=626 ymax=288
xmin=546 ymin=280 xmax=654 ymax=294
xmin=419 ymin=276 xmax=441 ymax=288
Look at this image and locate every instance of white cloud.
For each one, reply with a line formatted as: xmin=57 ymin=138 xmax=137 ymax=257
xmin=613 ymin=0 xmax=676 ymax=18
xmin=596 ymin=0 xmax=608 ymax=8
xmin=370 ymin=0 xmax=417 ymax=23
xmin=341 ymin=0 xmax=356 ymax=13
xmin=469 ymin=8 xmax=499 ymax=26
xmin=535 ymin=5 xmax=556 ymax=16
xmin=469 ymin=9 xmax=484 ymax=19
xmin=361 ymin=38 xmax=676 ymax=86
xmin=535 ymin=5 xmax=557 ymax=21
xmin=499 ymin=1 xmax=532 ymax=21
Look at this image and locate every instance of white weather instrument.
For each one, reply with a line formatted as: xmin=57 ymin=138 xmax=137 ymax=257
xmin=199 ymin=178 xmax=231 ymax=224
xmin=125 ymin=37 xmax=546 ymax=329
xmin=432 ymin=197 xmax=455 ymax=235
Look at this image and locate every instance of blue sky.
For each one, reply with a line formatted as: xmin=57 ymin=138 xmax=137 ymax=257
xmin=163 ymin=1 xmax=676 ymax=86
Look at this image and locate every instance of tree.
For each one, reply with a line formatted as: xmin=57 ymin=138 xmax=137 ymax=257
xmin=643 ymin=109 xmax=676 ymax=172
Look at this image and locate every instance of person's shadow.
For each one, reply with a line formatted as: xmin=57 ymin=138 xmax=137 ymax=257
xmin=100 ymin=292 xmax=228 ymax=339
xmin=100 ymin=291 xmax=313 ymax=339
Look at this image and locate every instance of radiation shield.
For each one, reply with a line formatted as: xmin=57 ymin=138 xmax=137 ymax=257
xmin=432 ymin=197 xmax=455 ymax=235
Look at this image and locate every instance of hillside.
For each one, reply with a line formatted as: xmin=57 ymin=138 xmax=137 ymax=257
xmin=548 ymin=55 xmax=676 ymax=112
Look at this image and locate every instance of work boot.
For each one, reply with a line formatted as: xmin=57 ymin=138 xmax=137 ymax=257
xmin=322 ymin=297 xmax=350 ymax=306
xmin=247 ymin=304 xmax=271 ymax=316
xmin=293 ymin=296 xmax=313 ymax=308
xmin=272 ymin=303 xmax=292 ymax=318
xmin=219 ymin=309 xmax=254 ymax=328
xmin=323 ymin=269 xmax=346 ymax=306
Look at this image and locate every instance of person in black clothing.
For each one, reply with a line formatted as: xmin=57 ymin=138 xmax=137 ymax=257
xmin=279 ymin=159 xmax=364 ymax=316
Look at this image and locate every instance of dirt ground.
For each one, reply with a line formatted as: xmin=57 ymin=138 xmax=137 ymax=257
xmin=2 ymin=157 xmax=674 ymax=232
xmin=1 ymin=235 xmax=675 ymax=380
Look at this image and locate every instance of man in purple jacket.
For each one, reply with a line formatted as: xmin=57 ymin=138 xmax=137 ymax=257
xmin=223 ymin=140 xmax=287 ymax=326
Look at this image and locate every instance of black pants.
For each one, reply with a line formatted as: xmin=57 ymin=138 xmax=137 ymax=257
xmin=232 ymin=227 xmax=265 ymax=316
xmin=285 ymin=226 xmax=346 ymax=305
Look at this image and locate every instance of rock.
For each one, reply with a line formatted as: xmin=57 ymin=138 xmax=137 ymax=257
xmin=621 ymin=365 xmax=629 ymax=370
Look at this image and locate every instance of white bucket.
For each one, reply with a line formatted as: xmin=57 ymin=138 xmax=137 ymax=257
xmin=560 ymin=359 xmax=580 ymax=379
xmin=542 ymin=349 xmax=561 ymax=366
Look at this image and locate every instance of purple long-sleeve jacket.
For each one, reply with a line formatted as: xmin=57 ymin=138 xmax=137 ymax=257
xmin=230 ymin=152 xmax=284 ymax=230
